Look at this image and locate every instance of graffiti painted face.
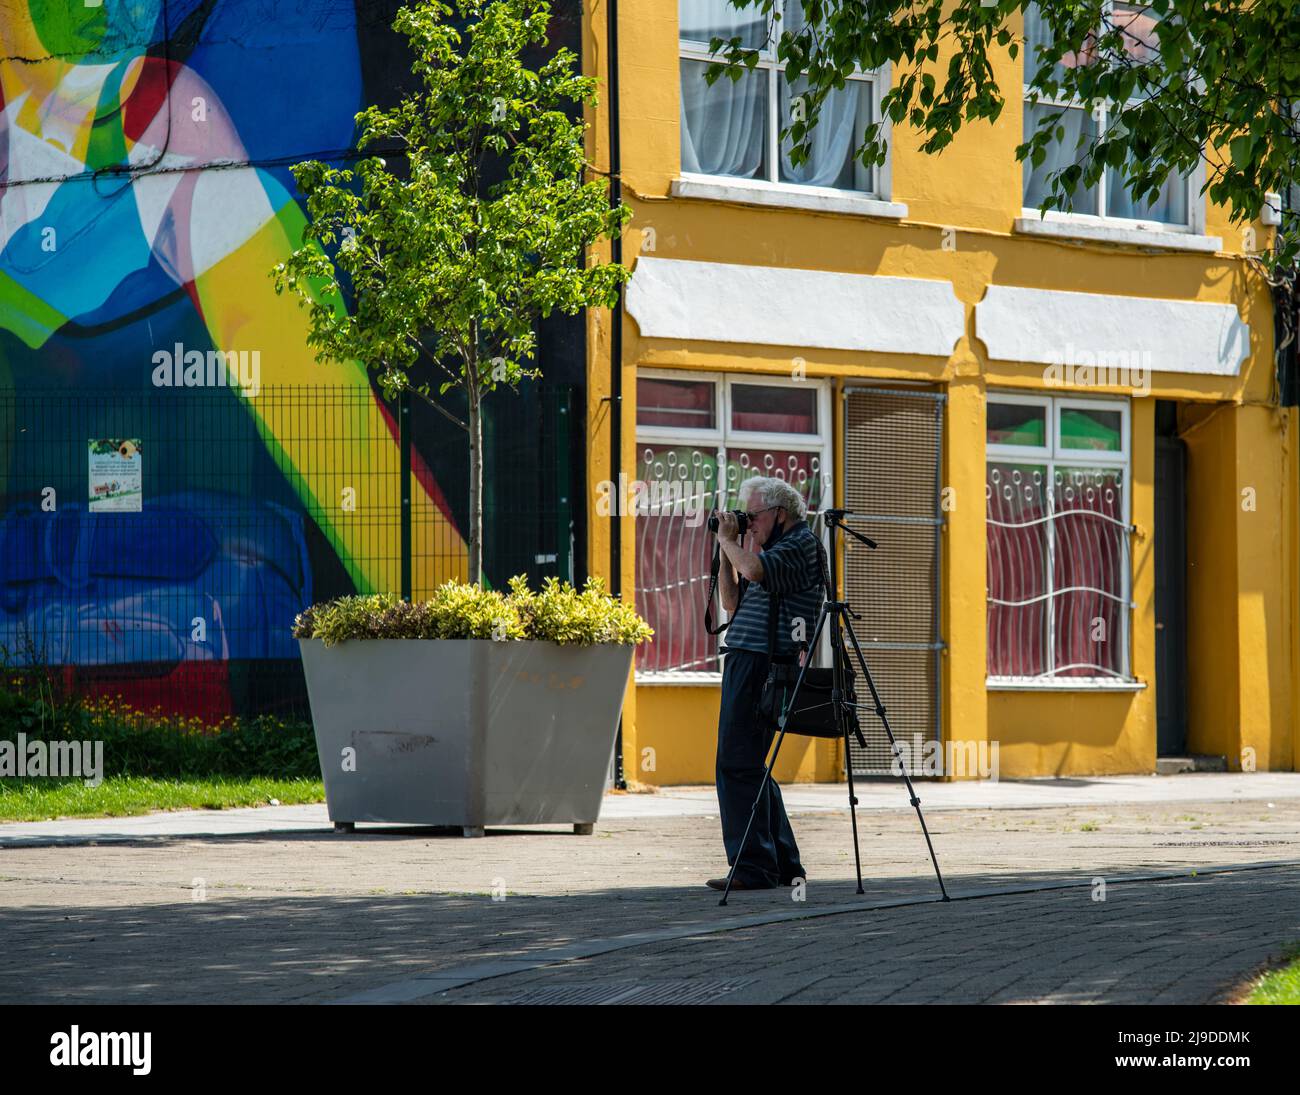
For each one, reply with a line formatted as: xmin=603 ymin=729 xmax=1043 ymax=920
xmin=4 ymin=4 xmax=96 ymax=61
xmin=14 ymin=0 xmax=159 ymax=62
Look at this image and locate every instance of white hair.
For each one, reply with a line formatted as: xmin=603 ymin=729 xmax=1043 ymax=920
xmin=738 ymin=476 xmax=807 ymax=521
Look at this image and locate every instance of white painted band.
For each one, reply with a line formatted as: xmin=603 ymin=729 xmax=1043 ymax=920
xmin=976 ymin=284 xmax=1250 ymax=376
xmin=626 ymin=256 xmax=965 ymax=358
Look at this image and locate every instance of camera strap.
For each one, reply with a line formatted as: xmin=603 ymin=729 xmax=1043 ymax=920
xmin=704 ymin=541 xmax=747 ymax=635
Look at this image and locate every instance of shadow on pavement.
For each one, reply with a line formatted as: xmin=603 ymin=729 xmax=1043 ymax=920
xmin=4 ymin=862 xmax=1298 ymax=1005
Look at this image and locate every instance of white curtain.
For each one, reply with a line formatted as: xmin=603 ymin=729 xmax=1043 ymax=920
xmin=679 ymin=0 xmax=767 ymax=48
xmin=1023 ymin=103 xmax=1099 ymax=214
xmin=1023 ymin=1 xmax=1074 ymax=86
xmin=1105 ymin=159 xmax=1187 ymax=224
xmin=779 ymin=74 xmax=871 ymax=189
xmin=777 ymin=3 xmax=871 ymax=189
xmin=1024 ymin=2 xmax=1184 ymax=223
xmin=679 ymin=1 xmax=770 ymax=179
xmin=1105 ymin=111 xmax=1187 ymax=224
xmin=680 ymin=61 xmax=767 ymax=178
xmin=1023 ymin=104 xmax=1187 ymax=223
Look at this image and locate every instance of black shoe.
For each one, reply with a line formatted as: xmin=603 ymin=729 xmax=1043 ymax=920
xmin=707 ymin=876 xmax=779 ymax=891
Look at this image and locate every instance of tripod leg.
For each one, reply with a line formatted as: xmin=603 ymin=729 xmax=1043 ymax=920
xmin=840 ymin=614 xmax=951 ymax=902
xmin=826 ymin=606 xmax=866 ymax=896
xmin=841 ymin=721 xmax=866 ymax=896
xmin=842 ymin=723 xmax=863 ymax=889
xmin=720 ymin=603 xmax=831 ymax=907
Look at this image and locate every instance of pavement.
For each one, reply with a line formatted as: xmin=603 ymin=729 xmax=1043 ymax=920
xmin=2 ymin=772 xmax=1295 ymax=846
xmin=2 ymin=773 xmax=1299 ymax=1004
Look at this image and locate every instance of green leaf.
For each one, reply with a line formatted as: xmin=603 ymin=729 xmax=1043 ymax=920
xmin=272 ymin=0 xmax=630 ymax=586
xmin=1230 ymin=134 xmax=1256 ymax=169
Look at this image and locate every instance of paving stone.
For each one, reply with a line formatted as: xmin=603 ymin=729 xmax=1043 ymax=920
xmin=1 ymin=796 xmax=1298 ymax=1003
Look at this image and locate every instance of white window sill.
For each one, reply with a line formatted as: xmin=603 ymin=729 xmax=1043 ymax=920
xmin=1014 ymin=216 xmax=1222 ymax=253
xmin=987 ymin=677 xmax=1147 ymax=692
xmin=636 ymin=671 xmax=722 ymax=687
xmin=673 ymin=176 xmax=908 ymax=219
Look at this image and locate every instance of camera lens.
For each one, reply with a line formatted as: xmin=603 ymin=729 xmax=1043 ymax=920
xmin=708 ymin=511 xmax=749 ymax=534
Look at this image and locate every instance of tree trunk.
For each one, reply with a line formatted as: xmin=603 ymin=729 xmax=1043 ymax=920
xmin=468 ymin=386 xmax=483 ymax=586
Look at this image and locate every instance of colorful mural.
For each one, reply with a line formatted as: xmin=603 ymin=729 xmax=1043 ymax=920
xmin=0 ymin=1 xmax=470 ymax=715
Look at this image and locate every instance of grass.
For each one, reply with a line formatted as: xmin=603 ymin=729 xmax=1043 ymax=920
xmin=0 ymin=668 xmax=323 ymax=821
xmin=1246 ymin=943 xmax=1300 ymax=1004
xmin=0 ymin=776 xmax=325 ymax=822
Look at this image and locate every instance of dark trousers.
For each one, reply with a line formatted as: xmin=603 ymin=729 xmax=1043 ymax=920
xmin=715 ymin=649 xmax=806 ymax=888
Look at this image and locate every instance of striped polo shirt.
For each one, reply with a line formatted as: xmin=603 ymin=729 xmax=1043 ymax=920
xmin=721 ymin=519 xmax=826 ymax=659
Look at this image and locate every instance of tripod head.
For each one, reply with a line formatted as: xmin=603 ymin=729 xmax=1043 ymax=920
xmin=811 ymin=508 xmax=877 ymax=610
xmin=821 ymin=508 xmax=877 ymax=551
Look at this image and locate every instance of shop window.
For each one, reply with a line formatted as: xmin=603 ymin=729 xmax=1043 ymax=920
xmin=636 ymin=377 xmax=717 ymax=431
xmin=986 ymin=394 xmax=1132 ymax=681
xmin=634 ymin=372 xmax=831 ymax=677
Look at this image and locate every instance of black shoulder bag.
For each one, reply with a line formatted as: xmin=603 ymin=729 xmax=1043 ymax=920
xmin=755 ymin=591 xmax=860 ymax=741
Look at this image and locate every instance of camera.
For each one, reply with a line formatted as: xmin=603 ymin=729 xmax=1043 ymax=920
xmin=707 ymin=510 xmax=749 ymax=535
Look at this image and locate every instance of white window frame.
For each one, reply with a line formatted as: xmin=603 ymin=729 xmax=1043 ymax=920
xmin=1020 ymin=1 xmax=1206 ymax=237
xmin=635 ymin=369 xmax=834 ymax=684
xmin=677 ymin=7 xmax=892 ymax=204
xmin=985 ymin=391 xmax=1134 ymax=687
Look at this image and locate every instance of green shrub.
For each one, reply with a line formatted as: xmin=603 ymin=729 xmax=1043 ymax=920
xmin=294 ymin=575 xmax=652 ymax=648
xmin=0 ymin=687 xmax=320 ymax=780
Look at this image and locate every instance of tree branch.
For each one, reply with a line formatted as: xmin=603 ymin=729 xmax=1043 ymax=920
xmin=405 ymin=382 xmax=469 ymax=432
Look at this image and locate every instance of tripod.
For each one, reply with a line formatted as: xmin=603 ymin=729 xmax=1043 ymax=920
xmin=719 ymin=508 xmax=950 ymax=906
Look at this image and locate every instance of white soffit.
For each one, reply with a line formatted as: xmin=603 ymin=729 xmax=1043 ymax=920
xmin=625 ymin=256 xmax=965 ymax=357
xmin=976 ymin=284 xmax=1250 ymax=377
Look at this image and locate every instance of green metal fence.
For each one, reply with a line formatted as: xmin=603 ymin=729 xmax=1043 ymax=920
xmin=0 ymin=382 xmax=583 ymax=721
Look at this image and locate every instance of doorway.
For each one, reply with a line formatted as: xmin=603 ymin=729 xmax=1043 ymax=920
xmin=1154 ymin=401 xmax=1189 ymax=755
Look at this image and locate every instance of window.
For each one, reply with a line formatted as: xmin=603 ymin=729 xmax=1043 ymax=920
xmin=1022 ymin=2 xmax=1194 ymax=228
xmin=985 ymin=394 xmax=1133 ymax=682
xmin=634 ymin=372 xmax=832 ymax=677
xmin=679 ymin=0 xmax=881 ymax=195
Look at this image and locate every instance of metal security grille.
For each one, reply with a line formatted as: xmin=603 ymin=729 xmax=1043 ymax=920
xmin=634 ymin=448 xmax=829 ymax=674
xmin=841 ymin=387 xmax=945 ymax=775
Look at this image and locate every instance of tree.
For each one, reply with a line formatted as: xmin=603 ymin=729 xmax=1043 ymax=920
xmin=709 ymin=1 xmax=1300 ymax=267
xmin=273 ymin=0 xmax=629 ymax=585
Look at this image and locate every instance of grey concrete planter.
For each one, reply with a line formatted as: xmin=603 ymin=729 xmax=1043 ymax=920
xmin=299 ymin=638 xmax=633 ymax=835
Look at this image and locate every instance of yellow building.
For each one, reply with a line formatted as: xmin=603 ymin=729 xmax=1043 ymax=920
xmin=583 ymin=1 xmax=1299 ymax=783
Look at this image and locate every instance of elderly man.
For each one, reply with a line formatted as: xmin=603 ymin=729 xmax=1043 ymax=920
xmin=709 ymin=475 xmax=825 ymax=891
